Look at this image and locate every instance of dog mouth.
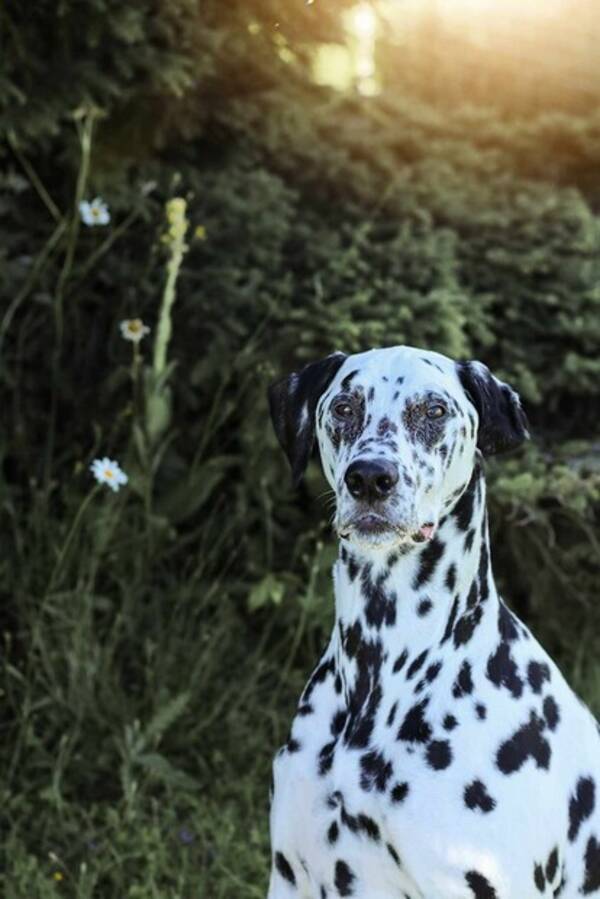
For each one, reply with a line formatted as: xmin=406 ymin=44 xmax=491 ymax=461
xmin=338 ymin=514 xmax=436 ymax=544
xmin=346 ymin=513 xmax=396 ymax=537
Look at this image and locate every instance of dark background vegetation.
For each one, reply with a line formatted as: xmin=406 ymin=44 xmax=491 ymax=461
xmin=1 ymin=0 xmax=599 ymax=895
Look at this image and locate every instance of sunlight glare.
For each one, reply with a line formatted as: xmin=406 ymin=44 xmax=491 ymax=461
xmin=349 ymin=4 xmax=376 ymax=38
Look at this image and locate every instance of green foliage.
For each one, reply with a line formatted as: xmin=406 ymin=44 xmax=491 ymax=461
xmin=1 ymin=1 xmax=599 ymax=895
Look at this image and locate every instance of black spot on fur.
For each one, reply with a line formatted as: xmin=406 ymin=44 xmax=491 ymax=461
xmin=344 ymin=634 xmax=384 ymax=749
xmin=387 ymin=843 xmax=402 ymax=866
xmin=327 ymin=791 xmax=343 ymax=809
xmin=465 ymin=528 xmax=476 ymax=552
xmin=465 ymin=870 xmax=498 ymax=898
xmin=287 ymin=738 xmax=301 ymax=752
xmin=543 ymin=695 xmax=560 ymax=731
xmin=417 ymin=598 xmax=433 ymax=617
xmin=386 ymin=702 xmax=398 ymax=727
xmin=303 ymin=657 xmax=335 ymax=702
xmin=425 ymin=661 xmax=443 ymax=684
xmin=339 ymin=804 xmax=380 ymax=842
xmin=393 ymin=650 xmax=409 ymax=673
xmin=328 ymin=821 xmax=339 ymax=844
xmin=441 ymin=596 xmax=460 ymax=645
xmin=453 ymin=475 xmax=477 ymax=532
xmin=475 ymin=703 xmax=487 ymax=720
xmin=527 ymin=660 xmax=551 ymax=694
xmin=390 ymin=781 xmax=409 ymax=804
xmin=331 ymin=709 xmax=347 ymax=736
xmin=426 ymin=740 xmax=452 ymax=770
xmin=443 ymin=714 xmax=458 ymax=731
xmin=453 ymin=660 xmax=474 ymax=698
xmin=347 ymin=555 xmax=360 ymax=582
xmin=453 ymin=606 xmax=483 ymax=648
xmin=546 ymin=847 xmax=559 ymax=884
xmin=340 ymin=370 xmax=359 ymax=391
xmin=534 ymin=863 xmax=545 ymax=892
xmin=412 ymin=537 xmax=445 ymax=589
xmin=275 ymin=851 xmax=296 ymax=886
xmin=582 ymin=836 xmax=600 ymax=894
xmin=568 ymin=777 xmax=596 ymax=842
xmin=406 ymin=650 xmax=429 ymax=680
xmin=498 ymin=601 xmax=520 ymax=642
xmin=445 ymin=563 xmax=457 ymax=591
xmin=361 ymin=564 xmax=397 ymax=628
xmin=398 ymin=698 xmax=432 ymax=744
xmin=342 ymin=622 xmax=362 ymax=659
xmin=359 ymin=749 xmax=393 ymax=792
xmin=496 ymin=711 xmax=551 ymax=774
xmin=464 ymin=779 xmax=496 ymax=813
xmin=486 ymin=642 xmax=523 ymax=698
xmin=318 ymin=740 xmax=336 ymax=776
xmin=334 ymin=859 xmax=356 ymax=896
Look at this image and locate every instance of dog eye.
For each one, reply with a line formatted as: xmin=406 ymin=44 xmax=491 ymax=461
xmin=333 ymin=401 xmax=354 ymax=420
xmin=426 ymin=403 xmax=447 ymax=420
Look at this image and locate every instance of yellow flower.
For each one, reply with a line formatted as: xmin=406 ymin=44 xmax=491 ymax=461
xmin=53 ymin=872 xmax=64 ymax=882
xmin=194 ymin=225 xmax=207 ymax=240
xmin=166 ymin=197 xmax=186 ymax=225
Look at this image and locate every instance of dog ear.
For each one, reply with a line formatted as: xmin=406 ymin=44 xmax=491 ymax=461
xmin=456 ymin=360 xmax=529 ymax=455
xmin=268 ymin=352 xmax=347 ymax=485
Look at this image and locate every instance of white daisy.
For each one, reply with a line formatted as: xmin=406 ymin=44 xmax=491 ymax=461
xmin=119 ymin=318 xmax=151 ymax=343
xmin=79 ymin=197 xmax=110 ymax=226
xmin=90 ymin=457 xmax=128 ymax=492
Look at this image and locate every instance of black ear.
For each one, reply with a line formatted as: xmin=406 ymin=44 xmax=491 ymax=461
xmin=456 ymin=360 xmax=529 ymax=455
xmin=268 ymin=352 xmax=347 ymax=485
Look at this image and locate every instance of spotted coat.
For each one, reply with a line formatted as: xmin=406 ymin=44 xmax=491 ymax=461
xmin=267 ymin=346 xmax=600 ymax=899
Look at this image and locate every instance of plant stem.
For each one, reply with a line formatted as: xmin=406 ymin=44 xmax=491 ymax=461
xmin=47 ymin=485 xmax=100 ymax=591
xmin=44 ymin=111 xmax=95 ymax=490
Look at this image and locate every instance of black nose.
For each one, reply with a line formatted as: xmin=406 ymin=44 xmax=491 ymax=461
xmin=344 ymin=459 xmax=399 ymax=502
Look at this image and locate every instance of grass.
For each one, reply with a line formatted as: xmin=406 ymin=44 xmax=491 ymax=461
xmin=1 ymin=480 xmax=317 ymax=897
xmin=0 ymin=141 xmax=295 ymax=896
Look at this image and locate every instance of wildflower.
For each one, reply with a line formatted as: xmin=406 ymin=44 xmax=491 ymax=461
xmin=119 ymin=318 xmax=150 ymax=343
xmin=79 ymin=197 xmax=110 ymax=226
xmin=90 ymin=457 xmax=128 ymax=492
xmin=53 ymin=871 xmax=64 ymax=882
xmin=194 ymin=225 xmax=207 ymax=240
xmin=162 ymin=197 xmax=188 ymax=247
xmin=166 ymin=197 xmax=186 ymax=223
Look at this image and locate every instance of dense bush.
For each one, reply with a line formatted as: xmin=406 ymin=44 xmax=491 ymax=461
xmin=1 ymin=2 xmax=599 ymax=895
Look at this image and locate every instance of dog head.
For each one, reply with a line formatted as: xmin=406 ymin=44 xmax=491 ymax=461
xmin=269 ymin=346 xmax=528 ymax=551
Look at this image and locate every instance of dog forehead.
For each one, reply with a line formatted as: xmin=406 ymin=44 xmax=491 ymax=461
xmin=331 ymin=346 xmax=459 ymax=398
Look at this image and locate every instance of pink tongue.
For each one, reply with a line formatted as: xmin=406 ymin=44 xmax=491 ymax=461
xmin=419 ymin=523 xmax=436 ymax=540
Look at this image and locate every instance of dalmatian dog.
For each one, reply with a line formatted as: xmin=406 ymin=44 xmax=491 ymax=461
xmin=266 ymin=345 xmax=600 ymax=899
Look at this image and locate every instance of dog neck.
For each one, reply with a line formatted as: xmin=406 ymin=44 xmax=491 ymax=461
xmin=331 ymin=462 xmax=501 ymax=696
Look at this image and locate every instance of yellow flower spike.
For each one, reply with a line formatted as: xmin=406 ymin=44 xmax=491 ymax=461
xmin=166 ymin=197 xmax=187 ymax=230
xmin=152 ymin=197 xmax=190 ymax=385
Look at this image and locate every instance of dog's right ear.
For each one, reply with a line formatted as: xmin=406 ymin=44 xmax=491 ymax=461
xmin=268 ymin=352 xmax=347 ymax=486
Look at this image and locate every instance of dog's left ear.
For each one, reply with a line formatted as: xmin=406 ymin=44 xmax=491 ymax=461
xmin=268 ymin=352 xmax=347 ymax=485
xmin=456 ymin=360 xmax=529 ymax=455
